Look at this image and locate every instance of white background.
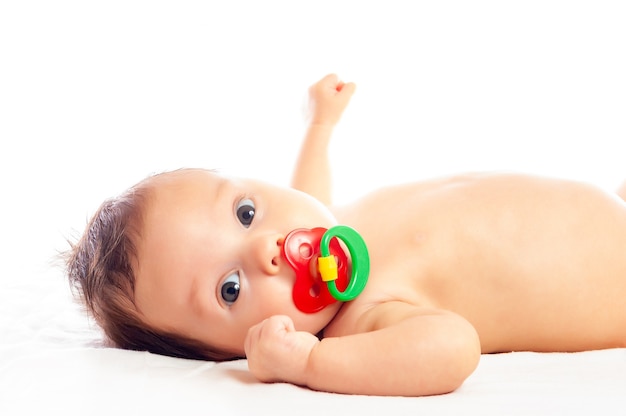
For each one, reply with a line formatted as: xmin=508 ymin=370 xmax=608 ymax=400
xmin=1 ymin=1 xmax=624 ymax=286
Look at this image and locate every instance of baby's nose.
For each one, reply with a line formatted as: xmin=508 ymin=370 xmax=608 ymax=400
xmin=250 ymin=233 xmax=283 ymax=276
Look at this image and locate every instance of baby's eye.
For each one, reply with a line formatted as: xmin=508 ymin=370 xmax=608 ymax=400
xmin=220 ymin=272 xmax=240 ymax=305
xmin=236 ymin=198 xmax=255 ymax=228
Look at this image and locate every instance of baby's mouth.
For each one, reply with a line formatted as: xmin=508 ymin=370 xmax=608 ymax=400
xmin=281 ymin=227 xmax=350 ymax=313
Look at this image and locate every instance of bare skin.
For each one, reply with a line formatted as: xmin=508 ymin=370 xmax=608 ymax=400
xmin=618 ymin=180 xmax=626 ymax=201
xmin=329 ymin=173 xmax=626 ymax=352
xmin=134 ymin=74 xmax=626 ymax=397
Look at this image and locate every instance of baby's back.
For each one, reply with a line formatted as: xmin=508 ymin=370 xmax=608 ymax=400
xmin=331 ymin=173 xmax=626 ymax=352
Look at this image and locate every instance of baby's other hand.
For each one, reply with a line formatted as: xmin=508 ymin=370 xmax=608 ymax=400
xmin=307 ymin=73 xmax=356 ymax=127
xmin=245 ymin=315 xmax=319 ymax=386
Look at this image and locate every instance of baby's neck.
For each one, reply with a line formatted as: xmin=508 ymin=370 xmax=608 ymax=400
xmin=318 ymin=302 xmax=346 ymax=339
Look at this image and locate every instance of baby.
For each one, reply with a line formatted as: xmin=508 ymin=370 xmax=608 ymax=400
xmin=67 ymin=74 xmax=626 ymax=397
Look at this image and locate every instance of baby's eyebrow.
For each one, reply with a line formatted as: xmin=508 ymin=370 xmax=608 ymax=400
xmin=212 ymin=176 xmax=232 ymax=211
xmin=188 ymin=272 xmax=200 ymax=314
xmin=185 ymin=246 xmax=201 ymax=313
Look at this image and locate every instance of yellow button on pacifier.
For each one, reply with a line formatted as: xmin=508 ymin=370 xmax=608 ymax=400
xmin=318 ymin=255 xmax=338 ymax=282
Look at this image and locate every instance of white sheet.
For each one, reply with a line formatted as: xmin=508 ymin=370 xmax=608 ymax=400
xmin=1 ymin=267 xmax=625 ymax=415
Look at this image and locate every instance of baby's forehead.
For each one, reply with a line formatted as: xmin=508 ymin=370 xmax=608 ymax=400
xmin=146 ymin=169 xmax=259 ymax=227
xmin=139 ymin=169 xmax=276 ymax=214
xmin=138 ymin=169 xmax=225 ymax=199
xmin=145 ymin=168 xmax=216 ymax=186
xmin=133 ymin=169 xmax=223 ymax=278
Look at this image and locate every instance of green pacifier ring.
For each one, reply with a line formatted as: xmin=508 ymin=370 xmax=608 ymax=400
xmin=320 ymin=225 xmax=370 ymax=302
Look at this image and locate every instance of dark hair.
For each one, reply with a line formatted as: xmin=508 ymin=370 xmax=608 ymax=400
xmin=65 ymin=177 xmax=239 ymax=361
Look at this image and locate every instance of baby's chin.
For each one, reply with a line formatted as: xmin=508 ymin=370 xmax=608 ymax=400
xmin=292 ymin=301 xmax=343 ymax=335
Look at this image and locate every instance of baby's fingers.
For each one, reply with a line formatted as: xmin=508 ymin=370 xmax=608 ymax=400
xmin=336 ymin=80 xmax=356 ymax=97
xmin=311 ymin=73 xmax=354 ymax=96
xmin=317 ymin=73 xmax=340 ymax=88
xmin=245 ymin=315 xmax=294 ymax=354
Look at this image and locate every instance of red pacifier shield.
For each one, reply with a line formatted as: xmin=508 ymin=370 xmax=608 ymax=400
xmin=282 ymin=227 xmax=349 ymax=313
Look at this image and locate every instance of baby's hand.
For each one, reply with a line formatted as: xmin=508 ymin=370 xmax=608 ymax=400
xmin=244 ymin=315 xmax=319 ymax=386
xmin=307 ymin=73 xmax=356 ymax=127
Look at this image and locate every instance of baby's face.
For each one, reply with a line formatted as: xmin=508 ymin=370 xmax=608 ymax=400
xmin=134 ymin=169 xmax=341 ymax=356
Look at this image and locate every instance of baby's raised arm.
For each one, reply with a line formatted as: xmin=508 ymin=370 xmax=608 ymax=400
xmin=291 ymin=74 xmax=356 ymax=206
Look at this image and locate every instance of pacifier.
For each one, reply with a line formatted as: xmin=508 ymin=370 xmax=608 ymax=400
xmin=282 ymin=225 xmax=370 ymax=313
